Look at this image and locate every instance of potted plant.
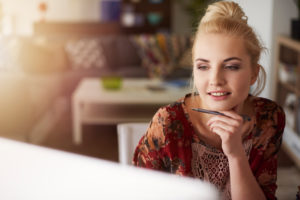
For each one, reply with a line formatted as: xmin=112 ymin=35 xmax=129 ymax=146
xmin=292 ymin=0 xmax=300 ymax=40
xmin=176 ymin=0 xmax=219 ymax=31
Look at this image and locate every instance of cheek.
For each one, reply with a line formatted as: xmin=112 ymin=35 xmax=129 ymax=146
xmin=193 ymin=74 xmax=206 ymax=92
xmin=233 ymin=75 xmax=252 ymax=95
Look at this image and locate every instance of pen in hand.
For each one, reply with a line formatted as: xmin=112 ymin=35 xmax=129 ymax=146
xmin=192 ymin=108 xmax=251 ymax=122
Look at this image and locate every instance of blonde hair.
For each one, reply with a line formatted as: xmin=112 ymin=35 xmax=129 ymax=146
xmin=192 ymin=1 xmax=266 ymax=96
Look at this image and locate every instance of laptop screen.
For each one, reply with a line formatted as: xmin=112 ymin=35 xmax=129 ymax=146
xmin=0 ymin=137 xmax=218 ymax=200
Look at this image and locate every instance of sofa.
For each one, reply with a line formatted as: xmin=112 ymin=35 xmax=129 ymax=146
xmin=0 ymin=34 xmax=192 ymax=142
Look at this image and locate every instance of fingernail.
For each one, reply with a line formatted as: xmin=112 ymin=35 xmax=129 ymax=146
xmin=242 ymin=115 xmax=251 ymax=122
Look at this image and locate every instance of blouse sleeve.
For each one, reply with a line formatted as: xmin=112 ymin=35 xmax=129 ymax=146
xmin=132 ymin=107 xmax=168 ymax=170
xmin=251 ymin=104 xmax=285 ymax=200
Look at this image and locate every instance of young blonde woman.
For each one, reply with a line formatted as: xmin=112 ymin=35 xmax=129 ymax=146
xmin=133 ymin=1 xmax=285 ymax=200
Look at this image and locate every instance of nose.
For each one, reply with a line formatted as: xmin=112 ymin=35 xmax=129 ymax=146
xmin=209 ymin=68 xmax=226 ymax=86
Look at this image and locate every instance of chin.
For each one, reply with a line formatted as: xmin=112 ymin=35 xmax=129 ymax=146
xmin=206 ymin=101 xmax=241 ymax=111
xmin=204 ymin=94 xmax=247 ymax=111
xmin=208 ymin=105 xmax=233 ymax=111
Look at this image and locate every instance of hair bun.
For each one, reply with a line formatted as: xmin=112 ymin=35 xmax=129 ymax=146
xmin=201 ymin=1 xmax=248 ymax=24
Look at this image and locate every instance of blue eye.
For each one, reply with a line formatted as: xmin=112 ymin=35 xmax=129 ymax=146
xmin=225 ymin=65 xmax=240 ymax=70
xmin=197 ymin=65 xmax=209 ymax=70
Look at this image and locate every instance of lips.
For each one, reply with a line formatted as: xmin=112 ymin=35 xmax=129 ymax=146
xmin=208 ymin=91 xmax=231 ymax=97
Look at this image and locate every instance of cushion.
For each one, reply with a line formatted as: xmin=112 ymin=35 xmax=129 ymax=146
xmin=65 ymin=38 xmax=107 ymax=69
xmin=130 ymin=34 xmax=192 ymax=78
xmin=98 ymin=36 xmax=141 ymax=69
xmin=98 ymin=36 xmax=117 ymax=69
xmin=114 ymin=35 xmax=141 ymax=67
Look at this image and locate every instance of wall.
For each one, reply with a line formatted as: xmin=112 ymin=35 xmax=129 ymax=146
xmin=232 ymin=0 xmax=298 ymax=99
xmin=230 ymin=0 xmax=274 ymax=98
xmin=271 ymin=0 xmax=297 ymax=99
xmin=0 ymin=0 xmax=101 ymax=35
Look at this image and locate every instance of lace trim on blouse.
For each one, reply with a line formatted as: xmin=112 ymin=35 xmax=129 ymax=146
xmin=191 ymin=139 xmax=252 ymax=200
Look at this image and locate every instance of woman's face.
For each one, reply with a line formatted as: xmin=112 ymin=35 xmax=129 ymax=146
xmin=193 ymin=33 xmax=258 ymax=113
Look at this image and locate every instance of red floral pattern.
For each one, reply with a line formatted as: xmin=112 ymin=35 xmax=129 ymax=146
xmin=133 ymin=94 xmax=285 ymax=200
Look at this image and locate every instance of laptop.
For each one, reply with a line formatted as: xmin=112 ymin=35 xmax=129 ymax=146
xmin=0 ymin=137 xmax=219 ymax=200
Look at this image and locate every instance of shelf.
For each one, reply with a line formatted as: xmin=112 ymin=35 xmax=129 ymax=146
xmin=279 ymin=80 xmax=300 ymax=96
xmin=121 ymin=26 xmax=169 ymax=34
xmin=120 ymin=0 xmax=171 ymax=34
xmin=278 ymin=35 xmax=300 ymax=51
xmin=34 ymin=22 xmax=122 ymax=37
xmin=282 ymin=126 xmax=300 ymax=168
xmin=276 ymin=36 xmax=300 ymax=169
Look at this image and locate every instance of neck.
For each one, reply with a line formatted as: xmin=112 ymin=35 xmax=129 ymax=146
xmin=190 ymin=95 xmax=216 ymax=127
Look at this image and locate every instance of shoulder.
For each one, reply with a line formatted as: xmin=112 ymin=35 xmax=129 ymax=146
xmin=146 ymin=96 xmax=187 ymax=145
xmin=253 ymin=96 xmax=282 ymax=111
xmin=251 ymin=96 xmax=285 ymax=150
xmin=252 ymin=96 xmax=285 ymax=126
xmin=152 ymin=96 xmax=186 ymax=124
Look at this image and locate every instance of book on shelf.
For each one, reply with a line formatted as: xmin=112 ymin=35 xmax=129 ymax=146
xmin=278 ymin=62 xmax=297 ymax=84
xmin=297 ymin=99 xmax=300 ymax=136
xmin=283 ymin=94 xmax=300 ymax=137
xmin=100 ymin=0 xmax=121 ymax=22
xmin=283 ymin=125 xmax=300 ymax=167
xmin=284 ymin=93 xmax=297 ymax=129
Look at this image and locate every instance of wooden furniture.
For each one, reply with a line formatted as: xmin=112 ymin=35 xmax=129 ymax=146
xmin=274 ymin=35 xmax=300 ymax=168
xmin=34 ymin=0 xmax=172 ymax=36
xmin=34 ymin=22 xmax=121 ymax=37
xmin=72 ymin=78 xmax=189 ymax=144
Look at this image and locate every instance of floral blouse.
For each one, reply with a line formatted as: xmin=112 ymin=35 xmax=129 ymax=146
xmin=133 ymin=94 xmax=285 ymax=200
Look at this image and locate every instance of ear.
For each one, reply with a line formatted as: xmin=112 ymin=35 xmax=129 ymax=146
xmin=250 ymin=64 xmax=260 ymax=85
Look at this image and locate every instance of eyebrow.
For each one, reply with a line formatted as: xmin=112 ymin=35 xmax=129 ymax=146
xmin=195 ymin=57 xmax=242 ymax=62
xmin=224 ymin=57 xmax=242 ymax=62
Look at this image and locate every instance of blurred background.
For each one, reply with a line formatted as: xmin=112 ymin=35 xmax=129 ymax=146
xmin=0 ymin=0 xmax=299 ymax=199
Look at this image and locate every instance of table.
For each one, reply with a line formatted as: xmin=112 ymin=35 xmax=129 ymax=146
xmin=72 ymin=78 xmax=190 ymax=144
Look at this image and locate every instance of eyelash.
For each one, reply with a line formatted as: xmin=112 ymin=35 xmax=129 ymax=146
xmin=224 ymin=65 xmax=240 ymax=70
xmin=196 ymin=65 xmax=241 ymax=71
xmin=197 ymin=65 xmax=208 ymax=70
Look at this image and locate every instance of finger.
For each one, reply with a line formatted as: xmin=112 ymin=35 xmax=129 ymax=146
xmin=221 ymin=111 xmax=252 ymax=123
xmin=210 ymin=121 xmax=252 ymax=137
xmin=207 ymin=115 xmax=240 ymax=127
xmin=210 ymin=126 xmax=232 ymax=140
xmin=208 ymin=120 xmax=237 ymax=134
xmin=208 ymin=116 xmax=253 ymax=138
xmin=220 ymin=111 xmax=244 ymax=121
xmin=240 ymin=118 xmax=254 ymax=135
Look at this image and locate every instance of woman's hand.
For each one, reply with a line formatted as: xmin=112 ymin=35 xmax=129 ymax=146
xmin=207 ymin=111 xmax=252 ymax=158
